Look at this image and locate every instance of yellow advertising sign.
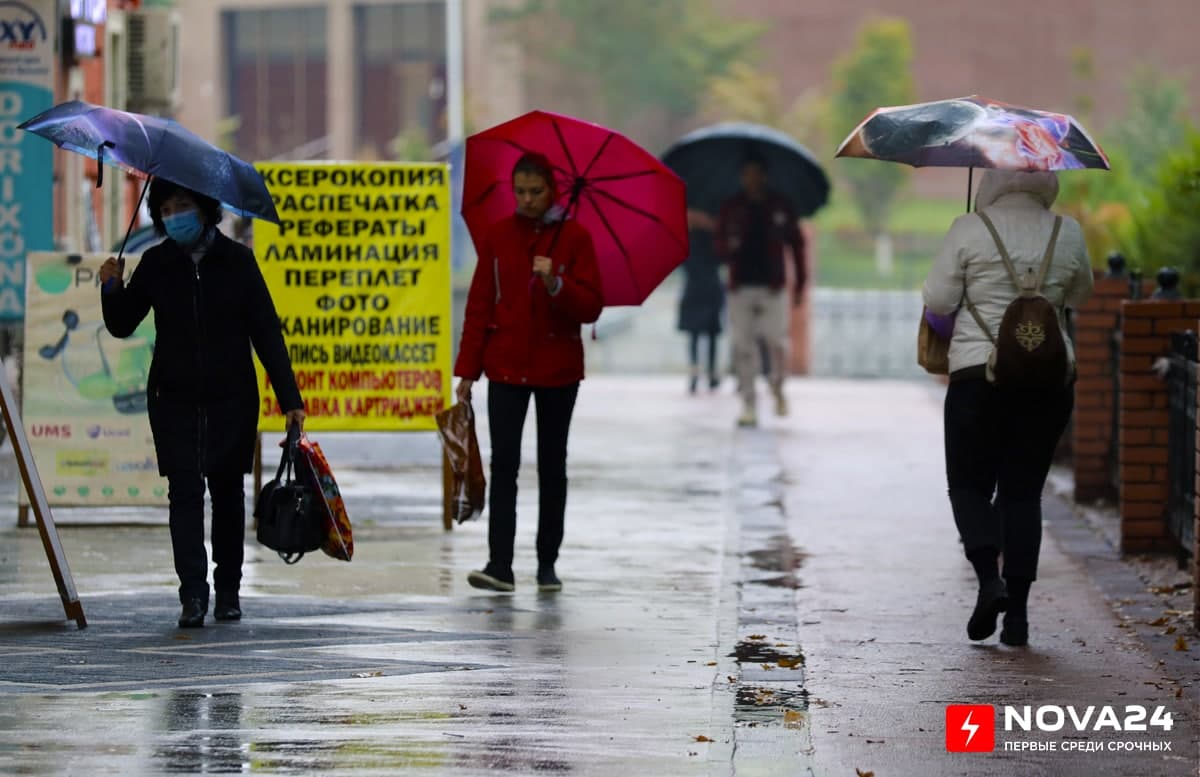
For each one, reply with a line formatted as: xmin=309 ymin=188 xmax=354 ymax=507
xmin=22 ymin=253 xmax=167 ymax=506
xmin=254 ymin=163 xmax=453 ymax=432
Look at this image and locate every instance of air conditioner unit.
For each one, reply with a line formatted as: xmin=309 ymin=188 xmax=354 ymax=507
xmin=125 ymin=8 xmax=181 ymax=115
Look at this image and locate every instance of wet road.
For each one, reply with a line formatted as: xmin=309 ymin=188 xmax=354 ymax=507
xmin=0 ymin=376 xmax=1196 ymax=776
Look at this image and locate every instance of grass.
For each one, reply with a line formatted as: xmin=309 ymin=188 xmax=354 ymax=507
xmin=810 ymin=192 xmax=961 ymax=289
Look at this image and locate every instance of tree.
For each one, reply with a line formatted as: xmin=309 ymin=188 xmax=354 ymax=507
xmin=492 ymin=0 xmax=761 ymax=146
xmin=1126 ymin=131 xmax=1200 ymax=286
xmin=700 ymin=62 xmax=829 ymax=155
xmin=828 ymin=17 xmax=916 ymax=272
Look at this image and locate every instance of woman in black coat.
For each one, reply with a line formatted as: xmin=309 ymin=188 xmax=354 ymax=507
xmin=100 ymin=179 xmax=305 ymax=628
xmin=677 ymin=209 xmax=725 ymax=393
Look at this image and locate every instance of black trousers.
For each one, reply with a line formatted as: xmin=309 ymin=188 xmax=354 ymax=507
xmin=167 ymin=469 xmax=246 ymax=604
xmin=944 ymin=376 xmax=1073 ymax=581
xmin=487 ymin=381 xmax=580 ymax=570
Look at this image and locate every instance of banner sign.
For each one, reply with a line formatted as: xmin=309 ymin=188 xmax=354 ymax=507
xmin=0 ymin=0 xmax=56 ymax=321
xmin=22 ymin=252 xmax=165 ymax=506
xmin=254 ymin=162 xmax=453 ymax=432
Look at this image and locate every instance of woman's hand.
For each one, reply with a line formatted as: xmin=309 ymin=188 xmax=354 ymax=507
xmin=285 ymin=407 xmax=306 ymax=433
xmin=456 ymin=378 xmax=474 ymax=404
xmin=99 ymin=256 xmax=124 ymax=289
xmin=532 ymin=255 xmax=557 ymax=291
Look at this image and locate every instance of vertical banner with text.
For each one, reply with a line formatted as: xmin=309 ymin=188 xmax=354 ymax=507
xmin=254 ymin=163 xmax=452 ymax=432
xmin=22 ymin=253 xmax=166 ymax=506
xmin=0 ymin=0 xmax=55 ymax=321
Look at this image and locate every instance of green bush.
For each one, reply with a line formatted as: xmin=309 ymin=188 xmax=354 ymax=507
xmin=1125 ymin=131 xmax=1200 ymax=288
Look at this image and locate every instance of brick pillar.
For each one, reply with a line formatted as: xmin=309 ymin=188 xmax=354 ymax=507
xmin=1072 ymin=276 xmax=1130 ymax=502
xmin=1118 ymin=301 xmax=1200 ymax=553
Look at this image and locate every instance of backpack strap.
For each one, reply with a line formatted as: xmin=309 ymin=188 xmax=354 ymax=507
xmin=963 ymin=288 xmax=997 ymax=346
xmin=976 ymin=210 xmax=1022 ymax=289
xmin=1033 ymin=216 xmax=1063 ymax=295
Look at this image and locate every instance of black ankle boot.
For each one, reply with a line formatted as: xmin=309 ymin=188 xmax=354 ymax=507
xmin=1000 ymin=614 xmax=1028 ymax=646
xmin=178 ymin=597 xmax=206 ymax=628
xmin=967 ymin=578 xmax=1009 ymax=641
xmin=214 ymin=592 xmax=242 ymax=622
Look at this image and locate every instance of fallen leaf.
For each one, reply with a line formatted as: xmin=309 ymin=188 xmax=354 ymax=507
xmin=761 ymin=664 xmax=775 ymax=671
xmin=458 ymin=704 xmax=467 ymax=711
xmin=728 ymin=676 xmax=737 ymax=683
xmin=775 ymin=642 xmax=789 ymax=647
xmin=1165 ymin=626 xmax=1177 ymax=635
xmin=1176 ymin=687 xmax=1184 ymax=698
xmin=856 ymin=770 xmax=875 ymax=777
xmin=1148 ymin=616 xmax=1170 ymax=627
xmin=694 ymin=735 xmax=713 ymax=743
xmin=172 ymin=635 xmax=193 ymax=641
xmin=1174 ymin=635 xmax=1189 ymax=651
xmin=747 ymin=634 xmax=767 ymax=640
xmin=353 ymin=671 xmax=384 ymax=678
xmin=784 ymin=709 xmax=805 ymax=729
xmin=705 ymin=661 xmax=717 ymax=666
xmin=777 ymin=657 xmax=803 ymax=669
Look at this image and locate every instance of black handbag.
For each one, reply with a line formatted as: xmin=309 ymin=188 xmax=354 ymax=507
xmin=255 ymin=422 xmax=323 ymax=564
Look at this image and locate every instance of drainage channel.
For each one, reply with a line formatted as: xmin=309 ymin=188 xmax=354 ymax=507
xmin=729 ymin=427 xmax=815 ymax=774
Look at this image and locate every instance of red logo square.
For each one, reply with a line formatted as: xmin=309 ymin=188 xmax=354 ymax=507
xmin=946 ymin=705 xmax=995 ymax=752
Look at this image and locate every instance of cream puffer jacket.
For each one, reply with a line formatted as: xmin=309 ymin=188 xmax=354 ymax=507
xmin=922 ymin=169 xmax=1095 ymax=375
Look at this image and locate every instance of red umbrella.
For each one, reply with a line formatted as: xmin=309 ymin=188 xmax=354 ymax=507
xmin=462 ymin=110 xmax=689 ymax=307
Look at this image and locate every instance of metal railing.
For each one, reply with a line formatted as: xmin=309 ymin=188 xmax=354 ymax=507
xmin=1165 ymin=330 xmax=1197 ymax=557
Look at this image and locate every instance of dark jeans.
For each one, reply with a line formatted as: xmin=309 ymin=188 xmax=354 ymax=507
xmin=487 ymin=381 xmax=580 ymax=570
xmin=944 ymin=377 xmax=1074 ymax=581
xmin=167 ymin=469 xmax=246 ymax=605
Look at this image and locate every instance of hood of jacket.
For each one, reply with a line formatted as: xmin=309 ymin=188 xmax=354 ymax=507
xmin=974 ymin=169 xmax=1060 ymax=210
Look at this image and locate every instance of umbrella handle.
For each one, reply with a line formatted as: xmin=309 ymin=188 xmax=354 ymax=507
xmin=95 ymin=141 xmax=115 ymax=189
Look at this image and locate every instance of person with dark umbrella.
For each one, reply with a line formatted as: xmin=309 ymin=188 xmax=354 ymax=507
xmin=99 ymin=179 xmax=306 ymax=628
xmin=714 ymin=152 xmax=806 ymax=427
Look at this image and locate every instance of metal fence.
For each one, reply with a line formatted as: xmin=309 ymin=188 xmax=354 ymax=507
xmin=1165 ymin=330 xmax=1197 ymax=556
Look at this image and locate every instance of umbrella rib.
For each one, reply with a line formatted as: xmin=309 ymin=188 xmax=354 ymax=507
xmin=582 ymin=188 xmax=642 ymax=301
xmin=586 ymin=169 xmax=658 ymax=183
xmin=476 ymin=136 xmax=576 ymax=180
xmin=551 ymin=119 xmax=581 ymax=178
xmin=587 ymin=186 xmax=688 ymax=251
xmin=463 ymin=179 xmax=502 ymax=211
xmin=579 ymin=132 xmax=615 ymax=179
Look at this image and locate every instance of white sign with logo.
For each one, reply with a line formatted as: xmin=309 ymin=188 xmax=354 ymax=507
xmin=22 ymin=252 xmax=166 ymax=506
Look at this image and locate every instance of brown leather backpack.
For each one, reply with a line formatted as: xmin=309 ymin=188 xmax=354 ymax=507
xmin=965 ymin=211 xmax=1069 ymax=390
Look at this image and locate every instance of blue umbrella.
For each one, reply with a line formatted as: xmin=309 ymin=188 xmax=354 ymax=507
xmin=18 ymin=100 xmax=280 ymax=231
xmin=661 ymin=122 xmax=830 ymax=217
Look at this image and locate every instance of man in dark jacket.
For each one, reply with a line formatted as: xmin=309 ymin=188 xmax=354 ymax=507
xmin=714 ymin=154 xmax=806 ymax=427
xmin=100 ymin=179 xmax=305 ymax=628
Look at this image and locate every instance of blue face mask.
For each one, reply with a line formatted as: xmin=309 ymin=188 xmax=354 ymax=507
xmin=163 ymin=209 xmax=204 ymax=247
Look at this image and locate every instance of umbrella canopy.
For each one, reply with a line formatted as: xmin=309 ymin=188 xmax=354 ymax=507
xmin=661 ymin=122 xmax=830 ymax=217
xmin=19 ymin=100 xmax=280 ymax=223
xmin=462 ymin=110 xmax=688 ymax=307
xmin=835 ymin=95 xmax=1109 ymax=171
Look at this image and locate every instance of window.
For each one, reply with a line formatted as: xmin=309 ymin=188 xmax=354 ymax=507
xmin=354 ymin=2 xmax=447 ymax=160
xmin=223 ymin=7 xmax=328 ymax=162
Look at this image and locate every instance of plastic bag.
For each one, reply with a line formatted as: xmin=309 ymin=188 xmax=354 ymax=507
xmin=295 ymin=433 xmax=354 ymax=561
xmin=435 ymin=402 xmax=486 ymax=523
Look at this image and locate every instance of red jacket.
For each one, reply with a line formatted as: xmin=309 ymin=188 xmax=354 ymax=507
xmin=714 ymin=189 xmax=806 ymax=292
xmin=455 ymin=213 xmax=604 ymax=387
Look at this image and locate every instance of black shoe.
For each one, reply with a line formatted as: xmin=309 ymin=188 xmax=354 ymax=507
xmin=467 ymin=563 xmax=515 ymax=592
xmin=537 ymin=566 xmax=562 ymax=592
xmin=967 ymin=579 xmax=1009 ymax=641
xmin=999 ymin=615 xmax=1029 ymax=647
xmin=178 ymin=597 xmax=206 ymax=628
xmin=688 ymin=375 xmax=699 ymax=395
xmin=708 ymin=376 xmax=720 ymax=391
xmin=214 ymin=592 xmax=242 ymax=622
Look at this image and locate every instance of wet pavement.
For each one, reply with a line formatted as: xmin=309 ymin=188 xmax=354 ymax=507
xmin=0 ymin=375 xmax=1197 ymax=776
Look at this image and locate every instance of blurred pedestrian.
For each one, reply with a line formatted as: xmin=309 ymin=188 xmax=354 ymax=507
xmin=100 ymin=179 xmax=306 ymax=629
xmin=923 ymin=169 xmax=1093 ymax=647
xmin=677 ymin=208 xmax=725 ymax=393
xmin=454 ymin=152 xmax=604 ymax=593
xmin=714 ymin=152 xmax=806 ymax=427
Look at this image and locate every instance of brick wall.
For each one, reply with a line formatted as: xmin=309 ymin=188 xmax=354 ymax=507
xmin=1072 ymin=276 xmax=1138 ymax=502
xmin=1119 ymin=301 xmax=1200 ymax=553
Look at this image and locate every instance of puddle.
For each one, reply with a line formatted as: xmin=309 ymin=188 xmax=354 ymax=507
xmin=734 ymin=685 xmax=810 ymax=726
xmin=729 ymin=640 xmax=806 ymax=666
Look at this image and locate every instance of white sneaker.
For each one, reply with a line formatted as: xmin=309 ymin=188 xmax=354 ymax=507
xmin=737 ymin=405 xmax=758 ymax=428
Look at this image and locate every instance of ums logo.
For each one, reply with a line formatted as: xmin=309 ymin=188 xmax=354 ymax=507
xmin=0 ymin=2 xmax=48 ymax=50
